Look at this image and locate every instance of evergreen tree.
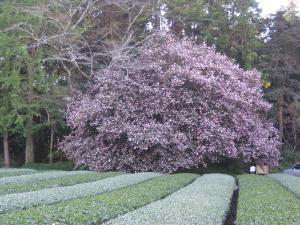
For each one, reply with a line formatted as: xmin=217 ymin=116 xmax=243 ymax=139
xmin=0 ymin=34 xmax=23 ymax=167
xmin=0 ymin=0 xmax=65 ymax=164
xmin=260 ymin=7 xmax=300 ymax=163
xmin=161 ymin=0 xmax=263 ymax=68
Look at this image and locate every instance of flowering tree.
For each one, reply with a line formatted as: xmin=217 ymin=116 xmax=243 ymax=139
xmin=60 ymin=34 xmax=280 ymax=173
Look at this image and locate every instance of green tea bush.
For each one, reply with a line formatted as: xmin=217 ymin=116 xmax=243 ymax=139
xmin=237 ymin=175 xmax=300 ymax=225
xmin=0 ymin=173 xmax=198 ymax=225
xmin=270 ymin=174 xmax=300 ymax=198
xmin=104 ymin=174 xmax=235 ymax=225
xmin=0 ymin=169 xmax=37 ymax=178
xmin=0 ymin=172 xmax=160 ymax=213
xmin=0 ymin=171 xmax=121 ymax=195
xmin=0 ymin=170 xmax=89 ymax=185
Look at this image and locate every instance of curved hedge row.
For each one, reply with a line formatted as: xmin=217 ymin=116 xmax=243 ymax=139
xmin=0 ymin=169 xmax=37 ymax=178
xmin=270 ymin=174 xmax=300 ymax=198
xmin=0 ymin=169 xmax=36 ymax=173
xmin=0 ymin=171 xmax=122 ymax=195
xmin=104 ymin=173 xmax=235 ymax=225
xmin=0 ymin=170 xmax=90 ymax=185
xmin=237 ymin=175 xmax=300 ymax=225
xmin=0 ymin=172 xmax=160 ymax=213
xmin=3 ymin=170 xmax=298 ymax=225
xmin=0 ymin=173 xmax=198 ymax=225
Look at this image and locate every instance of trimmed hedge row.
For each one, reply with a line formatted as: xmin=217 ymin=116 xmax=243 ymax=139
xmin=104 ymin=173 xmax=235 ymax=225
xmin=0 ymin=173 xmax=199 ymax=225
xmin=0 ymin=170 xmax=90 ymax=185
xmin=270 ymin=173 xmax=300 ymax=198
xmin=0 ymin=171 xmax=122 ymax=195
xmin=237 ymin=175 xmax=300 ymax=225
xmin=0 ymin=172 xmax=160 ymax=213
xmin=0 ymin=169 xmax=37 ymax=178
xmin=0 ymin=169 xmax=36 ymax=172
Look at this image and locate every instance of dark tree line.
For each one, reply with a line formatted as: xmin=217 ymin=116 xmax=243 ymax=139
xmin=0 ymin=0 xmax=299 ymax=167
xmin=260 ymin=5 xmax=300 ymax=165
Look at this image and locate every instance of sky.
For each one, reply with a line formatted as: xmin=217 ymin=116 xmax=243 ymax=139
xmin=257 ymin=0 xmax=300 ymax=17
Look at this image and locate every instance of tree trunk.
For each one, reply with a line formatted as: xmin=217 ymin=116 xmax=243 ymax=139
xmin=49 ymin=125 xmax=54 ymax=164
xmin=153 ymin=0 xmax=161 ymax=30
xmin=25 ymin=48 xmax=36 ymax=165
xmin=25 ymin=120 xmax=34 ymax=164
xmin=278 ymin=93 xmax=284 ymax=149
xmin=3 ymin=133 xmax=10 ymax=167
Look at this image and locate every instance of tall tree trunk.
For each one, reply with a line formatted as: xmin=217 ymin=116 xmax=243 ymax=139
xmin=3 ymin=133 xmax=10 ymax=167
xmin=278 ymin=93 xmax=284 ymax=149
xmin=292 ymin=100 xmax=297 ymax=148
xmin=25 ymin=120 xmax=34 ymax=164
xmin=25 ymin=49 xmax=36 ymax=165
xmin=153 ymin=0 xmax=161 ymax=30
xmin=49 ymin=125 xmax=54 ymax=164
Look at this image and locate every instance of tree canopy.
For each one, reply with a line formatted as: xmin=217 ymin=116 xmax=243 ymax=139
xmin=60 ymin=34 xmax=279 ymax=173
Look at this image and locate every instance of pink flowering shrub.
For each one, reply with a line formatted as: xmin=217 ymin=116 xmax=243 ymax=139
xmin=60 ymin=34 xmax=280 ymax=173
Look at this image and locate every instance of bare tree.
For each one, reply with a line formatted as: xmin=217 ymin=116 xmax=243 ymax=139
xmin=4 ymin=0 xmax=150 ymax=164
xmin=12 ymin=0 xmax=150 ymax=84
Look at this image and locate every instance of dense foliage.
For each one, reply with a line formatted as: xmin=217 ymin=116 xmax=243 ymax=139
xmin=260 ymin=8 xmax=300 ymax=164
xmin=60 ymin=34 xmax=280 ymax=173
xmin=162 ymin=0 xmax=263 ymax=69
xmin=22 ymin=162 xmax=75 ymax=171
